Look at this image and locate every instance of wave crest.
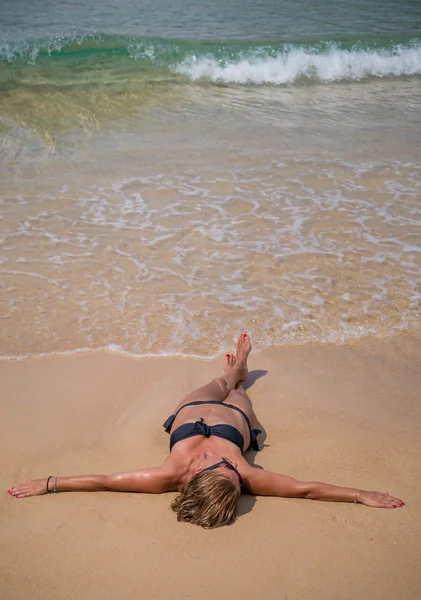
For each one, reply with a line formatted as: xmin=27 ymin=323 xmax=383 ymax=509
xmin=1 ymin=34 xmax=420 ymax=86
xmin=174 ymin=42 xmax=421 ymax=84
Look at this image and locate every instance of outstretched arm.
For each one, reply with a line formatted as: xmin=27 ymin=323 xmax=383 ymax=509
xmin=242 ymin=467 xmax=404 ymax=508
xmin=7 ymin=466 xmax=176 ymax=498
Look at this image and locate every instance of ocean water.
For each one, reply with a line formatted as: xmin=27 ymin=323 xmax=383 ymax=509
xmin=1 ymin=0 xmax=421 ymax=359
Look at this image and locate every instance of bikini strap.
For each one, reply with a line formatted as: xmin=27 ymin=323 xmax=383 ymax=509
xmin=249 ymin=428 xmax=262 ymax=451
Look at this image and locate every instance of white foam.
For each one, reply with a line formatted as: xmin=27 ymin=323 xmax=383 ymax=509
xmin=1 ymin=158 xmax=421 ymax=359
xmin=174 ymin=43 xmax=421 ymax=84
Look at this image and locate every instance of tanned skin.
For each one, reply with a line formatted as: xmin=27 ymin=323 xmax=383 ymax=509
xmin=7 ymin=334 xmax=404 ymax=510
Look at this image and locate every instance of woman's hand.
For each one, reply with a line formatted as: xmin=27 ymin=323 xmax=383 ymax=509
xmin=357 ymin=490 xmax=404 ymax=508
xmin=6 ymin=467 xmax=173 ymax=498
xmin=7 ymin=478 xmax=49 ymax=499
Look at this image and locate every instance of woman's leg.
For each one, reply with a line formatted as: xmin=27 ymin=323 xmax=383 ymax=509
xmin=172 ymin=334 xmax=251 ymax=412
xmin=220 ymin=352 xmax=260 ymax=428
xmin=224 ymin=385 xmax=260 ymax=430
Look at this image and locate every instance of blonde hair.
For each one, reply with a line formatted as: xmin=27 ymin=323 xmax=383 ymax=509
xmin=171 ymin=470 xmax=241 ymax=529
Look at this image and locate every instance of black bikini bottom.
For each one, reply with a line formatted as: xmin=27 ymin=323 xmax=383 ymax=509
xmin=163 ymin=400 xmax=261 ymax=453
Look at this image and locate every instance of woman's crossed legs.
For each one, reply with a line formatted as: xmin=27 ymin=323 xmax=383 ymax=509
xmin=172 ymin=333 xmax=260 ymax=429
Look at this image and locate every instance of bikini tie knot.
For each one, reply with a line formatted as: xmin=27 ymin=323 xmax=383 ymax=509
xmin=195 ymin=418 xmax=211 ymax=437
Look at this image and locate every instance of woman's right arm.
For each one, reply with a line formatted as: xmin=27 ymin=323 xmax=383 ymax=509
xmin=7 ymin=466 xmax=176 ymax=498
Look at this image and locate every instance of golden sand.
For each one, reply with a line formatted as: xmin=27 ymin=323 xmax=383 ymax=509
xmin=1 ymin=333 xmax=421 ymax=600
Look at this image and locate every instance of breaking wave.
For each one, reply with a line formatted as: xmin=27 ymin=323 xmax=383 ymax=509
xmin=1 ymin=34 xmax=420 ymax=86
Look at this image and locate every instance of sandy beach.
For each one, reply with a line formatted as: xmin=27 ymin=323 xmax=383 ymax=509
xmin=2 ymin=2 xmax=421 ymax=598
xmin=1 ymin=332 xmax=420 ymax=600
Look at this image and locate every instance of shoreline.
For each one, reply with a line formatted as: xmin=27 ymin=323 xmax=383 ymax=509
xmin=1 ymin=323 xmax=420 ymax=362
xmin=1 ymin=331 xmax=421 ymax=599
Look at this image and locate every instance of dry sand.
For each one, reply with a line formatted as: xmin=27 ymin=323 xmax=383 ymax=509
xmin=1 ymin=332 xmax=421 ymax=600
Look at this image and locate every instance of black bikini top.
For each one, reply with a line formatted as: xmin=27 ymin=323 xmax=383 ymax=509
xmin=163 ymin=400 xmax=261 ymax=453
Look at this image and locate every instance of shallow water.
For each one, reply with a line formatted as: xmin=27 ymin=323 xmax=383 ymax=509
xmin=1 ymin=1 xmax=420 ymax=358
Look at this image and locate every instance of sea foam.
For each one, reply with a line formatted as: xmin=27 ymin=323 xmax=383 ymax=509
xmin=174 ymin=43 xmax=421 ymax=84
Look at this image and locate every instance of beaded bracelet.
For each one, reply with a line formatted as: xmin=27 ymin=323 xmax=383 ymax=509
xmin=46 ymin=476 xmax=58 ymax=493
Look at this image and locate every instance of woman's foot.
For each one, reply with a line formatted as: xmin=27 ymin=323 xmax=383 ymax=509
xmin=223 ymin=334 xmax=251 ymax=383
xmin=236 ymin=333 xmax=251 ymax=382
xmin=224 ymin=354 xmax=247 ymax=396
xmin=223 ymin=352 xmax=236 ymax=373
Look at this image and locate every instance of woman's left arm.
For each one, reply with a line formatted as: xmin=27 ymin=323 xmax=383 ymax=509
xmin=242 ymin=467 xmax=404 ymax=508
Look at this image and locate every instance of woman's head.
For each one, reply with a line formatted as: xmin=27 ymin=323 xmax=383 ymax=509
xmin=171 ymin=470 xmax=241 ymax=528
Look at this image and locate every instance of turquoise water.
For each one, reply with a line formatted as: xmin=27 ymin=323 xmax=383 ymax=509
xmin=1 ymin=0 xmax=421 ymax=86
xmin=2 ymin=35 xmax=421 ymax=88
xmin=1 ymin=1 xmax=421 ymax=358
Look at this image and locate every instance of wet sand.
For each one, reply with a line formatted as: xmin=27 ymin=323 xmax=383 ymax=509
xmin=1 ymin=332 xmax=421 ymax=600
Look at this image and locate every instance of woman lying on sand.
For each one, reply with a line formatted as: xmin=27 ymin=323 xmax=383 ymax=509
xmin=7 ymin=334 xmax=404 ymax=528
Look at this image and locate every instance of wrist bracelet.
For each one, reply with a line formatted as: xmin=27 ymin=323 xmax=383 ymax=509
xmin=46 ymin=476 xmax=53 ymax=493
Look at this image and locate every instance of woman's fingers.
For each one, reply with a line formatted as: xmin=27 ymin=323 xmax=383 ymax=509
xmin=7 ymin=485 xmax=26 ymax=497
xmin=6 ymin=478 xmax=47 ymax=498
xmin=381 ymin=492 xmax=404 ymax=507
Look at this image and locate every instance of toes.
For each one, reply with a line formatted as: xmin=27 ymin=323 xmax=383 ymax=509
xmin=236 ymin=333 xmax=248 ymax=346
xmin=223 ymin=353 xmax=236 ymax=371
xmin=236 ymin=333 xmax=251 ymax=356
